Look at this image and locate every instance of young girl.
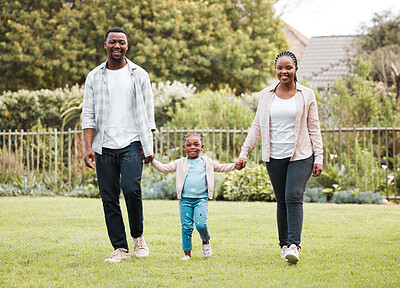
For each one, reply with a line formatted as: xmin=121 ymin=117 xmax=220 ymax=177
xmin=151 ymin=132 xmax=238 ymax=260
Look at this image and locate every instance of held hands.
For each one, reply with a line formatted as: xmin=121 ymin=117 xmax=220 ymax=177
xmin=142 ymin=150 xmax=154 ymax=163
xmin=235 ymin=158 xmax=247 ymax=170
xmin=312 ymin=164 xmax=323 ymax=177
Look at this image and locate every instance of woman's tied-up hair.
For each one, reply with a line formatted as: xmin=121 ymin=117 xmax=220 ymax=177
xmin=275 ymin=51 xmax=298 ymax=82
xmin=182 ymin=132 xmax=204 ymax=144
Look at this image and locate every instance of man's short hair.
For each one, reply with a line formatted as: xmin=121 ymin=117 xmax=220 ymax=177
xmin=105 ymin=27 xmax=128 ymax=42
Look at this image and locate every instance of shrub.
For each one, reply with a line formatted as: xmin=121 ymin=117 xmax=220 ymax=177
xmin=166 ymin=88 xmax=255 ymax=129
xmin=220 ymin=164 xmax=274 ymax=201
xmin=0 ymin=85 xmax=82 ymax=131
xmin=331 ymin=190 xmax=384 ymax=204
xmin=304 ymin=187 xmax=328 ymax=203
xmin=29 ymin=182 xmax=55 ymax=197
xmin=67 ymin=184 xmax=99 ymax=198
xmin=331 ymin=190 xmax=356 ymax=204
xmin=0 ymin=183 xmax=24 ymax=196
xmin=141 ymin=172 xmax=176 ymax=200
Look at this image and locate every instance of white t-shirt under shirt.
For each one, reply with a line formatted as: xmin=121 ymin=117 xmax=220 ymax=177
xmin=102 ymin=65 xmax=139 ymax=149
xmin=269 ymin=93 xmax=297 ymax=159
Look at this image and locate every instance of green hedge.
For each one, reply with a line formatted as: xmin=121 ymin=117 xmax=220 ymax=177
xmin=219 ymin=164 xmax=275 ymax=201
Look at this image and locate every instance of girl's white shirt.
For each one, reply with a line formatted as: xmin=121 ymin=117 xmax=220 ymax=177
xmin=269 ymin=94 xmax=297 ymax=159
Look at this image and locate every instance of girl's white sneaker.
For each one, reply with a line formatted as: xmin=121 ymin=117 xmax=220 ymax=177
xmin=181 ymin=255 xmax=191 ymax=261
xmin=202 ymin=243 xmax=212 ymax=258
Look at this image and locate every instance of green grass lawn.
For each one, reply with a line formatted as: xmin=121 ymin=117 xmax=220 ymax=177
xmin=0 ymin=197 xmax=399 ymax=287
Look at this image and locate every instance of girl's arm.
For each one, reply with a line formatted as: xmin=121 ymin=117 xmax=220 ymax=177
xmin=151 ymin=158 xmax=178 ymax=173
xmin=212 ymin=160 xmax=236 ymax=173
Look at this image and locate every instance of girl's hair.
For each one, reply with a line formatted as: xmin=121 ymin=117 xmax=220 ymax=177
xmin=182 ymin=132 xmax=203 ymax=144
xmin=274 ymin=50 xmax=298 ymax=82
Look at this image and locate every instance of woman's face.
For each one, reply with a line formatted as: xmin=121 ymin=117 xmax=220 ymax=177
xmin=275 ymin=56 xmax=298 ymax=84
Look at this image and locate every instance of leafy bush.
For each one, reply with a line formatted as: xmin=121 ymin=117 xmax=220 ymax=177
xmin=29 ymin=182 xmax=55 ymax=197
xmin=304 ymin=187 xmax=328 ymax=203
xmin=331 ymin=190 xmax=356 ymax=204
xmin=220 ymin=164 xmax=274 ymax=201
xmin=0 ymin=184 xmax=24 ymax=196
xmin=142 ymin=172 xmax=176 ymax=200
xmin=308 ymin=165 xmax=339 ymax=189
xmin=0 ymin=85 xmax=82 ymax=131
xmin=67 ymin=184 xmax=99 ymax=198
xmin=166 ymin=88 xmax=255 ymax=129
xmin=331 ymin=190 xmax=384 ymax=204
xmin=152 ymin=81 xmax=196 ymax=128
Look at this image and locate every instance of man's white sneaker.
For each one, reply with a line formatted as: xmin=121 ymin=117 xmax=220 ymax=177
xmin=281 ymin=245 xmax=288 ymax=258
xmin=133 ymin=235 xmax=149 ymax=258
xmin=285 ymin=244 xmax=299 ymax=264
xmin=104 ymin=248 xmax=131 ymax=262
xmin=202 ymin=243 xmax=212 ymax=258
xmin=181 ymin=255 xmax=192 ymax=261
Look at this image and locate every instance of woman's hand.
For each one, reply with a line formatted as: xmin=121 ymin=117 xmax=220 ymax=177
xmin=312 ymin=164 xmax=323 ymax=177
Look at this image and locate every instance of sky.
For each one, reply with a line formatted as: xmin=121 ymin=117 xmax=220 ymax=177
xmin=274 ymin=0 xmax=400 ymax=38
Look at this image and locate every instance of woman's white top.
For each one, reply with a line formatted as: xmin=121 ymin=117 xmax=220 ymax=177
xmin=269 ymin=93 xmax=297 ymax=159
xmin=102 ymin=65 xmax=139 ymax=149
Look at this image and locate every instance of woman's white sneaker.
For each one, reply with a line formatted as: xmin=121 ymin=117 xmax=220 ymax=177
xmin=285 ymin=244 xmax=299 ymax=264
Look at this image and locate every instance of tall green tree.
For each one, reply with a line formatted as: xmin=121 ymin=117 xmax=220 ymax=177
xmin=321 ymin=58 xmax=399 ymax=127
xmin=0 ymin=0 xmax=287 ymax=93
xmin=357 ymin=11 xmax=400 ymax=88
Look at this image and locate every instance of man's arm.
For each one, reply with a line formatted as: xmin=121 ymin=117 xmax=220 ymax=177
xmin=141 ymin=71 xmax=156 ymax=131
xmin=83 ymin=128 xmax=96 ymax=169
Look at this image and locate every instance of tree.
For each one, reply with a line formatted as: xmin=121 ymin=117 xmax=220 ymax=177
xmin=0 ymin=0 xmax=287 ymax=93
xmin=0 ymin=0 xmax=91 ymax=91
xmin=321 ymin=58 xmax=399 ymax=127
xmin=356 ymin=10 xmax=400 ymax=102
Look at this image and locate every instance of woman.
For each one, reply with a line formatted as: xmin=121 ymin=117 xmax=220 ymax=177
xmin=236 ymin=51 xmax=323 ymax=264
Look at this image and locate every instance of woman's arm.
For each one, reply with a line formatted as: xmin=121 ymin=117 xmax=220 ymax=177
xmin=307 ymin=91 xmax=323 ymax=176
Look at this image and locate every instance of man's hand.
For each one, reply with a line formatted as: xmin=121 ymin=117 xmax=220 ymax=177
xmin=84 ymin=147 xmax=96 ymax=169
xmin=235 ymin=158 xmax=247 ymax=170
xmin=312 ymin=164 xmax=323 ymax=177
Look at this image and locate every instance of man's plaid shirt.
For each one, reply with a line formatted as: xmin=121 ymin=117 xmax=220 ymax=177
xmin=82 ymin=58 xmax=156 ymax=156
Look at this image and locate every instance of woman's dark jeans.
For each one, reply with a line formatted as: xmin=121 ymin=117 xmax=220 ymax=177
xmin=266 ymin=154 xmax=314 ymax=248
xmin=95 ymin=141 xmax=144 ymax=251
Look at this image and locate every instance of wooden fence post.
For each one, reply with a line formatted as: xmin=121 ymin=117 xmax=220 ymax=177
xmin=370 ymin=127 xmax=374 ymax=192
xmin=54 ymin=128 xmax=58 ymax=186
xmin=68 ymin=128 xmax=71 ymax=187
xmin=393 ymin=127 xmax=397 ymax=199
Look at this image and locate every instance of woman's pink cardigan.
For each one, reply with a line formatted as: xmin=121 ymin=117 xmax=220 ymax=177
xmin=239 ymin=82 xmax=323 ymax=165
xmin=151 ymin=156 xmax=236 ymax=199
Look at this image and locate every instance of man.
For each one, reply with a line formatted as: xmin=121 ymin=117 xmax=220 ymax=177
xmin=82 ymin=27 xmax=155 ymax=262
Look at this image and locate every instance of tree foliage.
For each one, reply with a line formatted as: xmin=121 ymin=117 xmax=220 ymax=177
xmin=0 ymin=0 xmax=287 ymax=93
xmin=318 ymin=58 xmax=399 ymax=127
xmin=166 ymin=88 xmax=255 ymax=129
xmin=356 ymin=11 xmax=400 ymax=87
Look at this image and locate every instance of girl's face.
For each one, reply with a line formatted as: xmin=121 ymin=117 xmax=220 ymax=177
xmin=275 ymin=56 xmax=298 ymax=84
xmin=183 ymin=135 xmax=204 ymax=159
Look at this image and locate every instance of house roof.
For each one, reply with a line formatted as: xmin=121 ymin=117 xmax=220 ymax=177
xmin=283 ymin=23 xmax=308 ymax=60
xmin=297 ymin=35 xmax=356 ymax=89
